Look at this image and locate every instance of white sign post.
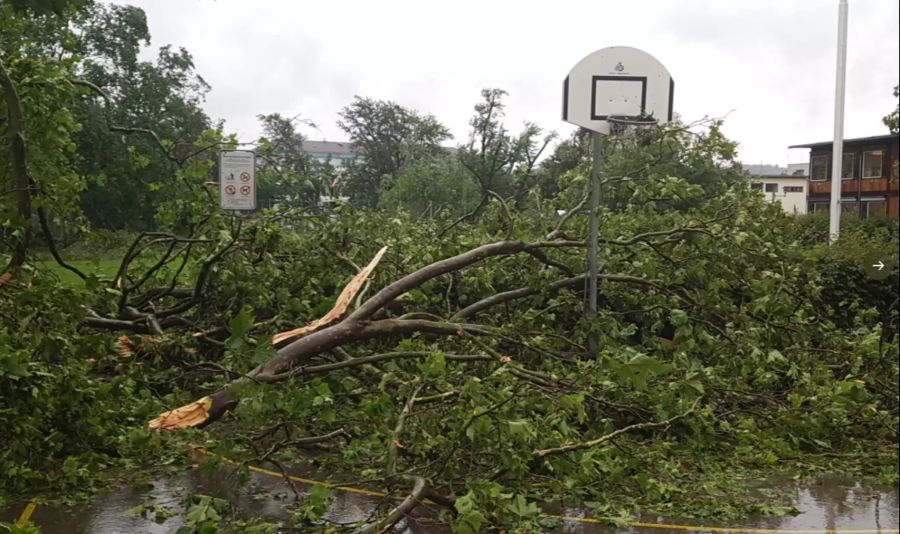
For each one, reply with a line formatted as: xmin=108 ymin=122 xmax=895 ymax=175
xmin=562 ymin=46 xmax=674 ymax=358
xmin=219 ymin=150 xmax=256 ymax=211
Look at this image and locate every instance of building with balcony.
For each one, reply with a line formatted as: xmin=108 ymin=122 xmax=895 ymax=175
xmin=789 ymin=134 xmax=899 ymax=218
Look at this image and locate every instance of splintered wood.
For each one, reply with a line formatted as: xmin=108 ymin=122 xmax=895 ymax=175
xmin=148 ymin=396 xmax=213 ymax=431
xmin=271 ymin=246 xmax=387 ymax=348
xmin=149 ymin=247 xmax=388 ymax=431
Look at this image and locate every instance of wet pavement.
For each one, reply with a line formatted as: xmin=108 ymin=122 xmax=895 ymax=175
xmin=2 ymin=465 xmax=897 ymax=533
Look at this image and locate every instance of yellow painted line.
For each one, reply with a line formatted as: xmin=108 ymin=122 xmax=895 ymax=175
xmin=194 ymin=447 xmax=898 ymax=534
xmin=15 ymin=501 xmax=36 ymax=527
xmin=196 ymin=447 xmax=387 ymax=498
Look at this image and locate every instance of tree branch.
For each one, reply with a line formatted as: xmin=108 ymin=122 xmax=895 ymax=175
xmin=70 ymin=78 xmax=178 ymax=164
xmin=352 ymin=476 xmax=428 ymax=534
xmin=533 ymin=402 xmax=698 ymax=458
xmin=349 ymin=240 xmax=529 ymax=321
xmin=387 ymin=383 xmax=423 ymax=476
xmin=0 ymin=58 xmax=31 ymax=284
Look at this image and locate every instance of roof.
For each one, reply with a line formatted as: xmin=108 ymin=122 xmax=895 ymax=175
xmin=743 ymin=164 xmax=787 ymax=175
xmin=302 ymin=140 xmax=356 ymax=155
xmin=789 ymin=134 xmax=899 ymax=149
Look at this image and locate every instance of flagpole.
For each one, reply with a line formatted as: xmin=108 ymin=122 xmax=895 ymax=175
xmin=829 ymin=0 xmax=849 ymax=243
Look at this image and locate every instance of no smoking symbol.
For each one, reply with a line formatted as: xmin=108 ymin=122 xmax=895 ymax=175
xmin=224 ymin=185 xmax=236 ymax=195
xmin=240 ymin=171 xmax=251 ymax=182
xmin=240 ymin=185 xmax=252 ymax=195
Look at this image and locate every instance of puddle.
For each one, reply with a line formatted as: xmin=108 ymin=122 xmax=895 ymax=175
xmin=2 ymin=467 xmax=897 ymax=533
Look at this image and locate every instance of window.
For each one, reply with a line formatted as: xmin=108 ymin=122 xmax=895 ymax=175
xmin=841 ymin=152 xmax=857 ymax=179
xmin=809 ymin=202 xmax=829 ymax=213
xmin=863 ymin=150 xmax=884 ymax=178
xmin=840 ymin=200 xmax=859 ymax=217
xmin=750 ymin=182 xmax=763 ymax=190
xmin=764 ymin=183 xmax=778 ymax=193
xmin=810 ymin=155 xmax=828 ymax=181
xmin=864 ymin=199 xmax=887 ymax=218
xmin=783 ymin=186 xmax=803 ymax=193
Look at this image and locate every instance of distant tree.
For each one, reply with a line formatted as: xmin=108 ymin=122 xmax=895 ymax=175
xmin=254 ymin=113 xmax=320 ymax=208
xmin=379 ymin=152 xmax=481 ymax=219
xmin=884 ymin=85 xmax=899 ymax=135
xmin=337 ymin=96 xmax=451 ymax=207
xmin=538 ymin=129 xmax=590 ymax=181
xmin=72 ymin=3 xmax=212 ymax=230
xmin=455 ymin=89 xmax=555 ymax=219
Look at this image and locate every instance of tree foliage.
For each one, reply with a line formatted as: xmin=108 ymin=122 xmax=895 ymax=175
xmin=337 ymin=95 xmax=451 ymax=207
xmin=884 ymin=85 xmax=899 ymax=135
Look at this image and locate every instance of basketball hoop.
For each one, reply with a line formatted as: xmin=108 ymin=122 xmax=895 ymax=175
xmin=606 ymin=115 xmax=660 ymax=137
xmin=561 ymin=46 xmax=675 ymax=358
xmin=562 ymin=46 xmax=674 ymax=136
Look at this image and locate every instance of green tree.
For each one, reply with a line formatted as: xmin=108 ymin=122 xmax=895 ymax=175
xmin=379 ymin=151 xmax=481 ymax=218
xmin=2 ymin=0 xmax=89 ymax=275
xmin=337 ymin=95 xmax=451 ymax=207
xmin=450 ymin=88 xmax=555 ymax=227
xmin=884 ymin=85 xmax=898 ymax=135
xmin=71 ymin=3 xmax=212 ymax=230
xmin=254 ymin=113 xmax=318 ymax=208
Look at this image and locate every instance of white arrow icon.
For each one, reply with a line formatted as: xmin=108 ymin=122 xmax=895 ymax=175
xmin=872 ymin=260 xmax=885 ymax=271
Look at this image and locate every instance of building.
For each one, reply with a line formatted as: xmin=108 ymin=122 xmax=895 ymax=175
xmin=748 ymin=175 xmax=809 ymax=215
xmin=789 ymin=134 xmax=900 ymax=219
xmin=744 ymin=164 xmax=788 ymax=176
xmin=786 ymin=162 xmax=809 ymax=176
xmin=743 ymin=163 xmax=808 ymax=215
xmin=302 ymin=140 xmax=360 ymax=168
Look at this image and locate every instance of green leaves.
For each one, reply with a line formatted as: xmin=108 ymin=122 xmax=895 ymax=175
xmin=0 ymin=349 xmax=30 ymax=380
xmin=180 ymin=494 xmax=229 ymax=534
xmin=226 ymin=308 xmax=254 ymax=342
xmin=452 ymin=492 xmax=487 ymax=534
xmin=290 ymin=484 xmax=332 ymax=524
xmin=417 ymin=351 xmax=446 ymax=378
xmin=606 ymin=352 xmax=674 ymax=391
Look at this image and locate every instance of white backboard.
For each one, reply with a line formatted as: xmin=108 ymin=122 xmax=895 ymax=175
xmin=219 ymin=150 xmax=256 ymax=211
xmin=563 ymin=46 xmax=673 ymax=135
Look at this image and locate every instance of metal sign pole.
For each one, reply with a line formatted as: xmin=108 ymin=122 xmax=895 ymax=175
xmin=587 ymin=131 xmax=602 ymax=358
xmin=829 ymin=0 xmax=849 ymax=243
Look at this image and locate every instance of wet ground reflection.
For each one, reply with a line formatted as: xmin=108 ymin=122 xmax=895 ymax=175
xmin=2 ymin=467 xmax=897 ymax=533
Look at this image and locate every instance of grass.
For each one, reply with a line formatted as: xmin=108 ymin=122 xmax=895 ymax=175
xmin=36 ymin=256 xmax=121 ymax=286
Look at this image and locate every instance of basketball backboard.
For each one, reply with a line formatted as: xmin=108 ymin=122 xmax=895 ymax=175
xmin=563 ymin=46 xmax=674 ymax=135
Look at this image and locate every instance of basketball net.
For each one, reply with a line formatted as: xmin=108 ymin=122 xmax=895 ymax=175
xmin=606 ymin=115 xmax=659 ymax=139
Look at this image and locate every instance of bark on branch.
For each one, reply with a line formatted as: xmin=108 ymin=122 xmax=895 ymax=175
xmin=533 ymin=403 xmax=698 ymax=458
xmin=352 ymin=476 xmax=428 ymax=534
xmin=451 ymin=273 xmax=659 ymax=321
xmin=148 ymin=238 xmax=593 ymax=430
xmin=0 ymin=58 xmax=30 ymax=285
xmin=349 ymin=240 xmax=529 ymax=321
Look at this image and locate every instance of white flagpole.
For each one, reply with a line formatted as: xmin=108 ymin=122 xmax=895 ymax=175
xmin=829 ymin=0 xmax=849 ymax=243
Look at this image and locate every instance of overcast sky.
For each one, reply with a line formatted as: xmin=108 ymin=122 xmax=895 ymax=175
xmin=115 ymin=0 xmax=899 ymax=166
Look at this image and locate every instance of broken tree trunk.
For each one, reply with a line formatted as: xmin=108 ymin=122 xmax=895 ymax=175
xmin=151 ymin=240 xmax=547 ymax=431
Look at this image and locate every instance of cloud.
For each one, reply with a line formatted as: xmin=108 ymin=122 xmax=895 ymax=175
xmin=116 ymin=0 xmax=899 ymax=165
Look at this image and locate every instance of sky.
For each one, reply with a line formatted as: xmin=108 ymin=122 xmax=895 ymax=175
xmin=115 ymin=0 xmax=899 ymax=167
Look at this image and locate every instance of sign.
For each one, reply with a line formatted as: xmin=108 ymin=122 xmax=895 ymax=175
xmin=563 ymin=46 xmax=673 ymax=135
xmin=219 ymin=150 xmax=256 ymax=210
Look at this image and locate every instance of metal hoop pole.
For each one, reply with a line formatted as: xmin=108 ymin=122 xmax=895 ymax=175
xmin=587 ymin=131 xmax=602 ymax=359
